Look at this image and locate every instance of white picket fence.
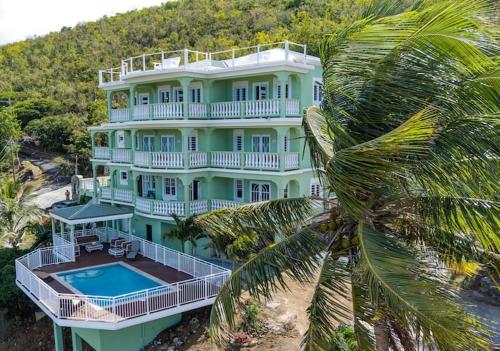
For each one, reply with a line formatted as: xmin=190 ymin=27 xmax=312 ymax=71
xmin=15 ymin=230 xmax=230 ymax=324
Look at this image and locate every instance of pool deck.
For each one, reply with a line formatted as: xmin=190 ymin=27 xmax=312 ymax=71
xmin=33 ymin=244 xmax=193 ymax=294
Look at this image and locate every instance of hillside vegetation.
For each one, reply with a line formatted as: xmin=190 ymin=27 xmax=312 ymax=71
xmin=0 ymin=0 xmax=403 ymax=173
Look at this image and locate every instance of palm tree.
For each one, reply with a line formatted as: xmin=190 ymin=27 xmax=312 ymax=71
xmin=196 ymin=1 xmax=499 ymax=350
xmin=0 ymin=179 xmax=41 ymax=249
xmin=164 ymin=214 xmax=205 ymax=255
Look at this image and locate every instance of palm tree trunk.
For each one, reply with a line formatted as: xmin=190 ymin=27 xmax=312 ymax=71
xmin=374 ymin=317 xmax=390 ymax=351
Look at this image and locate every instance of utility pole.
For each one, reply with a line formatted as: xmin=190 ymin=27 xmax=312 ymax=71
xmin=74 ymin=154 xmax=79 ymax=175
xmin=7 ymin=138 xmax=16 ymax=181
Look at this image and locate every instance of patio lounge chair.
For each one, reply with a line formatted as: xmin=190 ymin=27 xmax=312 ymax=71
xmin=125 ymin=241 xmax=140 ymax=260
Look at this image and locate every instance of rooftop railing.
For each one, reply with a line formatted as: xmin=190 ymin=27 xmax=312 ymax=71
xmin=16 ymin=230 xmax=230 ymax=325
xmin=99 ymin=41 xmax=309 ymax=85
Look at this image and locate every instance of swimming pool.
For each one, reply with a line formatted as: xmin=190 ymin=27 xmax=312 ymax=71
xmin=57 ymin=263 xmax=163 ymax=297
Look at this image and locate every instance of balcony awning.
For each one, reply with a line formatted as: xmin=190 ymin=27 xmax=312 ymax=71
xmin=50 ymin=202 xmax=133 ymax=225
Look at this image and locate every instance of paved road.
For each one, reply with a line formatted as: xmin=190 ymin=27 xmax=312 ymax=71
xmin=32 ymin=184 xmax=71 ymax=210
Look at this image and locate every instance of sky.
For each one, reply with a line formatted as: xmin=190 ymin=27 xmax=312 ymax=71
xmin=0 ymin=0 xmax=167 ymax=45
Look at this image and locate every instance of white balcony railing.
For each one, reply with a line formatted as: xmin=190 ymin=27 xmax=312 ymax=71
xmin=152 ymin=102 xmax=183 ymax=119
xmin=113 ymin=188 xmax=134 ymax=203
xmin=136 ymin=197 xmax=185 ymax=217
xmin=286 ymin=99 xmax=300 ymax=115
xmin=210 ymin=199 xmax=240 ymax=211
xmin=190 ymin=200 xmax=209 ymax=215
xmin=188 ymin=103 xmax=208 ymax=118
xmin=245 ymin=99 xmax=280 ymax=117
xmin=134 ymin=151 xmax=184 ymax=168
xmin=210 ymin=101 xmax=241 ymax=118
xmin=210 ymin=151 xmax=241 ymax=168
xmin=244 ymin=152 xmax=280 ymax=169
xmin=284 ymin=152 xmax=300 ymax=169
xmin=15 ymin=230 xmax=230 ymax=325
xmin=133 ymin=105 xmax=150 ymax=120
xmin=93 ymin=147 xmax=110 ymax=160
xmin=189 ymin=152 xmax=208 ymax=167
xmin=111 ymin=149 xmax=132 ymax=163
xmin=110 ymin=108 xmax=130 ymax=122
xmin=101 ymin=187 xmax=112 ymax=200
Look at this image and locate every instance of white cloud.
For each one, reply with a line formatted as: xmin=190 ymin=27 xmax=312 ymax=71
xmin=0 ymin=0 xmax=167 ymax=45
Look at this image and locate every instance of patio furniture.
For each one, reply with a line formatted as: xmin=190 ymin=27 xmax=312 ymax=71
xmin=76 ymin=235 xmax=100 ymax=246
xmin=110 ymin=237 xmax=126 ymax=249
xmin=125 ymin=241 xmax=140 ymax=260
xmin=85 ymin=242 xmax=103 ymax=253
xmin=108 ymin=247 xmax=125 ymax=257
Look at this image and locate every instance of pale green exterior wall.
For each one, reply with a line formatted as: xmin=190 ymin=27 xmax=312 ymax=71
xmin=90 ymin=60 xmax=323 ymax=259
xmin=70 ymin=314 xmax=181 ymax=351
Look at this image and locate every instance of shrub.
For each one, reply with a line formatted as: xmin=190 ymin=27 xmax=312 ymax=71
xmin=238 ymin=301 xmax=262 ymax=335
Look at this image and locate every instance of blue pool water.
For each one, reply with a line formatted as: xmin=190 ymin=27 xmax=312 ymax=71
xmin=57 ymin=263 xmax=162 ymax=297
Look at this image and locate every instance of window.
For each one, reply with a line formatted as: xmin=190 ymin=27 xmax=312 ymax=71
xmin=251 ymin=135 xmax=270 ymax=152
xmin=161 ymin=135 xmax=175 ymax=152
xmin=283 ymin=184 xmax=289 ymax=199
xmin=233 ymin=82 xmax=248 ymax=101
xmin=143 ymin=136 xmax=155 ymax=152
xmin=313 ymin=79 xmax=323 ymax=105
xmin=253 ymin=82 xmax=269 ymax=100
xmin=188 ymin=131 xmax=198 ymax=151
xmin=158 ymin=86 xmax=171 ymax=103
xmin=143 ymin=175 xmax=156 ymax=198
xmin=233 ymin=130 xmax=244 ymax=152
xmin=234 ymin=179 xmax=244 ymax=201
xmin=173 ymin=87 xmax=183 ymax=102
xmin=119 ymin=171 xmax=128 ymax=185
xmin=251 ymin=182 xmax=270 ymax=202
xmin=190 ymin=84 xmax=202 ymax=103
xmin=116 ymin=131 xmax=125 ymax=148
xmin=310 ymin=179 xmax=322 ymax=197
xmin=163 ymin=177 xmax=176 ymax=200
xmin=138 ymin=93 xmax=149 ymax=105
xmin=274 ymin=79 xmax=291 ymax=99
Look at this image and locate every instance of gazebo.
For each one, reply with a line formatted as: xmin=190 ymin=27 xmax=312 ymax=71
xmin=49 ymin=202 xmax=134 ymax=246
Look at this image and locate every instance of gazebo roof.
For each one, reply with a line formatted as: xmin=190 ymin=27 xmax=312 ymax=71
xmin=50 ymin=202 xmax=133 ymax=225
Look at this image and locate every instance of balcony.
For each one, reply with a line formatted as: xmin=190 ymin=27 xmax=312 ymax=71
xmin=211 ymin=151 xmax=299 ymax=170
xmin=15 ymin=228 xmax=230 ymax=328
xmin=135 ymin=197 xmax=239 ymax=217
xmin=133 ymin=152 xmax=208 ymax=168
xmin=101 ymin=187 xmax=134 ymax=205
xmin=108 ymin=99 xmax=300 ymax=123
xmin=93 ymin=147 xmax=110 ymax=160
xmin=111 ymin=149 xmax=132 ymax=163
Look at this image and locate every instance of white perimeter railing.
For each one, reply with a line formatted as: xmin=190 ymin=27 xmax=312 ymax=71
xmin=110 ymin=108 xmax=130 ymax=122
xmin=93 ymin=147 xmax=110 ymax=160
xmin=16 ymin=230 xmax=230 ymax=324
xmin=111 ymin=149 xmax=132 ymax=163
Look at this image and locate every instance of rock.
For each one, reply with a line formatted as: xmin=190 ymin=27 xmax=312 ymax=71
xmin=173 ymin=337 xmax=183 ymax=347
xmin=265 ymin=302 xmax=280 ymax=309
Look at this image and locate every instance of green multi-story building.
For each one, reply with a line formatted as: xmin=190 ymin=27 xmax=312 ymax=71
xmin=88 ymin=40 xmax=323 ymax=254
xmin=16 ymin=41 xmax=323 ymax=351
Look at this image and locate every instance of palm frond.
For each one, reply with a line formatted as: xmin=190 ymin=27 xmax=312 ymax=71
xmin=196 ymin=197 xmax=317 ymax=240
xmin=208 ymin=228 xmax=326 ymax=347
xmin=302 ymin=252 xmax=352 ymax=351
xmin=357 ymin=222 xmax=490 ymax=350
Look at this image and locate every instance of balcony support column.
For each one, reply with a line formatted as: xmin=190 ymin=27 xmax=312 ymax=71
xmin=202 ymin=80 xmax=214 ymax=117
xmin=206 ymin=128 xmax=214 ymax=167
xmin=275 ymin=126 xmax=287 ymax=172
xmin=131 ymin=129 xmax=137 ymax=156
xmin=275 ymin=72 xmax=290 ymax=118
xmin=129 ymin=84 xmax=137 ymax=120
xmin=53 ymin=322 xmax=65 ymax=351
xmin=107 ymin=131 xmax=113 ymax=161
xmin=183 ymin=179 xmax=191 ymax=218
xmin=106 ymin=91 xmax=112 ymax=120
xmin=181 ymin=128 xmax=193 ymax=169
xmin=179 ymin=78 xmax=193 ymax=120
xmin=92 ymin=163 xmax=98 ymax=199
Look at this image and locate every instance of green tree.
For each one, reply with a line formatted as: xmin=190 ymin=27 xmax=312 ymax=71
xmin=11 ymin=98 xmax=60 ymax=126
xmin=25 ymin=114 xmax=85 ymax=152
xmin=197 ymin=1 xmax=499 ymax=350
xmin=0 ymin=180 xmax=41 ymax=249
xmin=164 ymin=214 xmax=205 ymax=254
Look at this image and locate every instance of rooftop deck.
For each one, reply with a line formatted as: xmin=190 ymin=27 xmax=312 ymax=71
xmin=99 ymin=41 xmax=320 ymax=86
xmin=16 ymin=229 xmax=230 ymax=330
